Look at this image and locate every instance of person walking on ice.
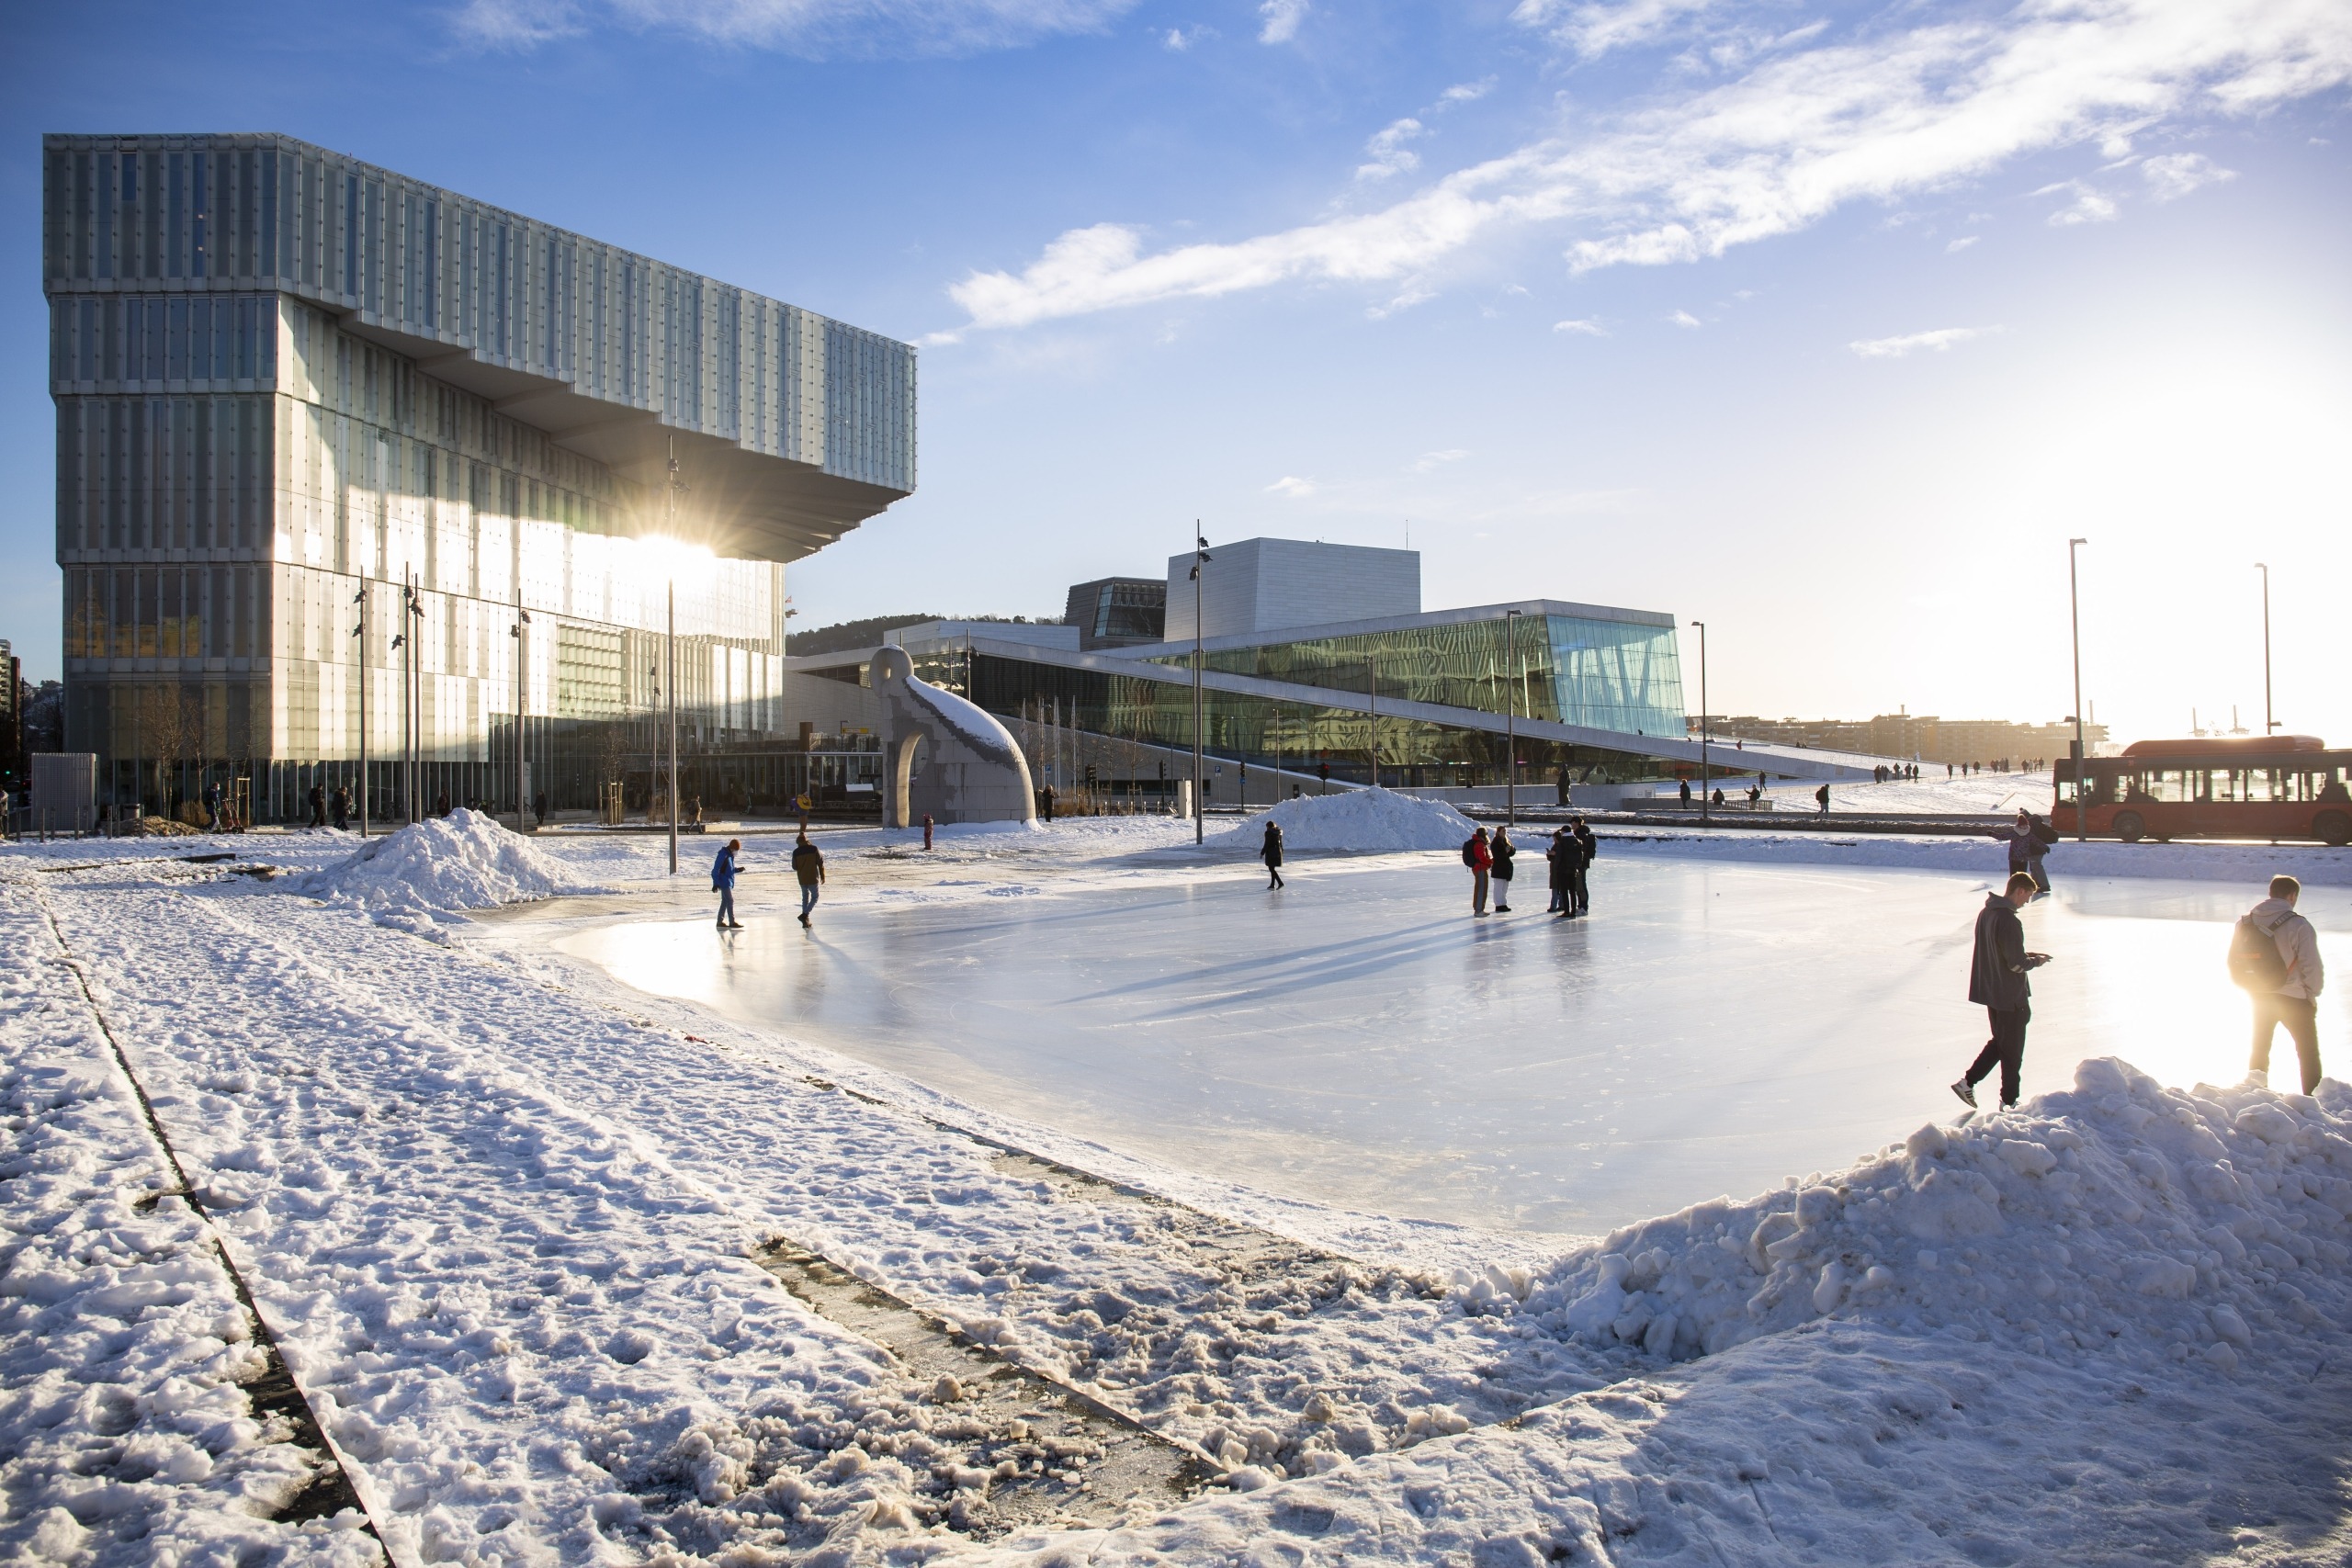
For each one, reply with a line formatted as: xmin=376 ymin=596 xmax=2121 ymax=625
xmin=791 ymin=831 xmax=826 ymax=927
xmin=1261 ymin=820 xmax=1284 ymax=889
xmin=1571 ymin=816 xmax=1597 ymax=915
xmin=2236 ymin=874 xmax=2324 ymax=1093
xmin=2000 ymin=808 xmax=2056 ymax=896
xmin=1489 ymin=825 xmax=1517 ymax=912
xmin=1463 ymin=826 xmax=1493 ymax=916
xmin=1815 ymin=784 xmax=1831 ymax=818
xmin=711 ymin=838 xmax=744 ymax=930
xmin=1952 ymin=871 xmax=2051 ymax=1111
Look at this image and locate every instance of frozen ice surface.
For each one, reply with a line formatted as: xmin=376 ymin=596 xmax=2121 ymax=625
xmin=556 ymin=855 xmax=2351 ymax=1235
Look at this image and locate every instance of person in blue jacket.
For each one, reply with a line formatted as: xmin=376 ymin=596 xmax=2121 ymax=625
xmin=712 ymin=838 xmax=743 ymax=929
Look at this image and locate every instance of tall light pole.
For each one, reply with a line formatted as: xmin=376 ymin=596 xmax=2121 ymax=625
xmin=2256 ymin=562 xmax=2276 ymax=734
xmin=352 ymin=585 xmax=368 ymax=838
xmin=2068 ymin=538 xmax=2087 ymax=843
xmin=1504 ymin=608 xmax=1521 ymax=827
xmin=1190 ymin=528 xmax=1209 ymax=845
xmin=664 ymin=438 xmax=688 ymax=876
xmin=1690 ymin=620 xmax=1708 ymax=827
xmin=511 ymin=593 xmax=531 ymax=833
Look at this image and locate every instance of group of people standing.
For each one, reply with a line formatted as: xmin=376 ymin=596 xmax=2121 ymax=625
xmin=1458 ymin=821 xmax=1598 ymax=919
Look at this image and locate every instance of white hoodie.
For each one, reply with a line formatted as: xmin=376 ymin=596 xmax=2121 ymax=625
xmin=2249 ymin=897 xmax=2324 ymax=1001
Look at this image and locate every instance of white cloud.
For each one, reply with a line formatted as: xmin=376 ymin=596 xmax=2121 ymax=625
xmin=1848 ymin=325 xmax=2001 ymax=359
xmin=1258 ymin=0 xmax=1306 ymax=44
xmin=1266 ymin=475 xmax=1318 ymax=498
xmin=1409 ymin=449 xmax=1470 ymax=472
xmin=1552 ymin=317 xmax=1607 ymax=335
xmin=2141 ymin=151 xmax=2238 ymax=200
xmin=1439 ymin=77 xmax=1497 ymax=105
xmin=454 ymin=0 xmax=1139 ymax=55
xmin=1513 ymin=0 xmax=1734 ymax=60
xmin=1357 ymin=118 xmax=1425 ymax=181
xmin=1946 ymin=234 xmax=1981 ymax=253
xmin=2038 ymin=180 xmax=2120 ymax=226
xmin=947 ymin=0 xmax=2352 ymax=332
xmin=1668 ymin=309 xmax=1701 ymax=328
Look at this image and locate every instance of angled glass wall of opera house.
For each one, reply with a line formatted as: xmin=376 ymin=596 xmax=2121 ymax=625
xmin=44 ymin=131 xmax=915 ymax=821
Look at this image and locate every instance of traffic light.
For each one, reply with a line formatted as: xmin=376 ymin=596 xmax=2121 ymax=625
xmin=1317 ymin=761 xmax=1329 ymax=782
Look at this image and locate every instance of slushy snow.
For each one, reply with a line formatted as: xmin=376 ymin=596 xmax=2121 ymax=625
xmin=284 ymin=809 xmax=604 ymax=928
xmin=1219 ymin=788 xmax=1477 ymax=852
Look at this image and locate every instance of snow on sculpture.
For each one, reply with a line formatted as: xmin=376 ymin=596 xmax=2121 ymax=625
xmin=871 ymin=645 xmax=1037 ymax=826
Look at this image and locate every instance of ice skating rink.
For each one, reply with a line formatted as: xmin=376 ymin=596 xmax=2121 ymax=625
xmin=557 ymin=856 xmax=2348 ymax=1235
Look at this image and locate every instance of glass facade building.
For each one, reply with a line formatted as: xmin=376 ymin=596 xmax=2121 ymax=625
xmin=797 ymin=602 xmax=1695 ymax=792
xmin=43 ymin=132 xmax=916 ymax=820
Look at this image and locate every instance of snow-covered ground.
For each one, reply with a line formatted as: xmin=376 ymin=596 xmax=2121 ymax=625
xmin=4 ymin=815 xmax=2348 ymax=1565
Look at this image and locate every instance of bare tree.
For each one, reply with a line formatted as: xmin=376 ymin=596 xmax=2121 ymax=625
xmin=138 ymin=684 xmax=201 ymax=819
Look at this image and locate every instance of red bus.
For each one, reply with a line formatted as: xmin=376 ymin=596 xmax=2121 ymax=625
xmin=2054 ymin=735 xmax=2352 ymax=845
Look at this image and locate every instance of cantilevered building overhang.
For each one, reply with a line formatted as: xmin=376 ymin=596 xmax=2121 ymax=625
xmin=45 ymin=132 xmax=914 ymax=561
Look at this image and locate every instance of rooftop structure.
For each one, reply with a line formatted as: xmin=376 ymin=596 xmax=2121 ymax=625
xmin=1163 ymin=538 xmax=1419 ymax=643
xmin=1064 ymin=577 xmax=1166 ymax=649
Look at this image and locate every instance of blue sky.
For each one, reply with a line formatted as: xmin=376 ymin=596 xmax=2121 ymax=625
xmin=5 ymin=0 xmax=2348 ymax=743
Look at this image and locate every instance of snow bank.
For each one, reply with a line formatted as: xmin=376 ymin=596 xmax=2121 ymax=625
xmin=1505 ymin=1058 xmax=2350 ymax=1378
xmin=1603 ymin=828 xmax=2352 ymax=885
xmin=285 ymin=809 xmax=605 ymax=928
xmin=1218 ymin=788 xmax=1479 ymax=853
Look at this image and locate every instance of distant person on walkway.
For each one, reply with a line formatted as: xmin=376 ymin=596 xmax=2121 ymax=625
xmin=1815 ymin=784 xmax=1830 ymax=818
xmin=792 ymin=832 xmax=826 ymax=926
xmin=1679 ymin=778 xmax=1693 ymax=807
xmin=534 ymin=790 xmax=548 ymax=828
xmin=1571 ymin=817 xmax=1597 ymax=915
xmin=308 ymin=782 xmax=327 ymax=828
xmin=1464 ymin=826 xmax=1493 ymax=916
xmin=1261 ymin=821 xmax=1285 ymax=889
xmin=1747 ymin=780 xmax=1762 ymax=806
xmin=205 ymin=782 xmax=224 ymax=830
xmin=331 ymin=784 xmax=351 ymax=832
xmin=712 ymin=838 xmax=744 ymax=930
xmin=2000 ymin=809 xmax=2055 ymax=895
xmin=1952 ymin=872 xmax=2051 ymax=1111
xmin=923 ymin=814 xmax=934 ymax=852
xmin=1711 ymin=787 xmax=1725 ymax=808
xmin=435 ymin=789 xmax=451 ymax=818
xmin=1041 ymin=784 xmax=1056 ymax=823
xmin=1489 ymin=826 xmax=1516 ymax=912
xmin=2239 ymin=875 xmax=2324 ymax=1093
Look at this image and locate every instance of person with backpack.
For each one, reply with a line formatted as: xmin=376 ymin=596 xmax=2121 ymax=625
xmin=2235 ymin=874 xmax=2324 ymax=1093
xmin=1545 ymin=827 xmax=1574 ymax=914
xmin=791 ymin=832 xmax=826 ymax=926
xmin=711 ymin=838 xmax=744 ymax=929
xmin=1815 ymin=784 xmax=1830 ymax=818
xmin=1952 ymin=872 xmax=2052 ymax=1111
xmin=1261 ymin=820 xmax=1285 ymax=889
xmin=1463 ymin=826 xmax=1493 ymax=916
xmin=2000 ymin=809 xmax=2055 ymax=895
xmin=1489 ymin=825 xmax=1517 ymax=912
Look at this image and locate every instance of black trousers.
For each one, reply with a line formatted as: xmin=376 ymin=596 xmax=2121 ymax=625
xmin=2252 ymin=993 xmax=2323 ymax=1095
xmin=1965 ymin=1004 xmax=2031 ymax=1107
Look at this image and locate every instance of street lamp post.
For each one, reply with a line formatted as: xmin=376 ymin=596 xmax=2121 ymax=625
xmin=2256 ymin=562 xmax=2276 ymax=734
xmin=1190 ymin=529 xmax=1210 ymax=845
xmin=1690 ymin=620 xmax=1708 ymax=827
xmin=664 ymin=437 xmax=689 ymax=876
xmin=2069 ymin=537 xmax=2088 ymax=843
xmin=1504 ymin=608 xmax=1521 ymax=827
xmin=352 ymin=586 xmax=368 ymax=838
xmin=512 ymin=594 xmax=532 ymax=833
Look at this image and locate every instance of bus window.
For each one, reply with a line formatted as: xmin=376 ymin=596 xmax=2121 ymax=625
xmin=2143 ymin=769 xmax=2193 ymax=804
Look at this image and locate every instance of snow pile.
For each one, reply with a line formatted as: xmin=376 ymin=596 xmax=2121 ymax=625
xmin=1507 ymin=1057 xmax=2350 ymax=1375
xmin=1218 ymin=788 xmax=1478 ymax=852
xmin=285 ymin=808 xmax=604 ymax=927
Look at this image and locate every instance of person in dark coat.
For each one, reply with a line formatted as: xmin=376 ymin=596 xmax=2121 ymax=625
xmin=1953 ymin=872 xmax=2051 ymax=1111
xmin=1261 ymin=821 xmax=1285 ymax=889
xmin=711 ymin=838 xmax=743 ymax=929
xmin=308 ymin=783 xmax=327 ymax=828
xmin=791 ymin=831 xmax=826 ymax=926
xmin=1546 ymin=827 xmax=1574 ymax=914
xmin=1571 ymin=817 xmax=1597 ymax=914
xmin=1489 ymin=826 xmax=1516 ymax=912
xmin=331 ymin=784 xmax=351 ymax=831
xmin=1999 ymin=809 xmax=2053 ymax=895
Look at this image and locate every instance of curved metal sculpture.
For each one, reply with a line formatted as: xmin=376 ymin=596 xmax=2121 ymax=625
xmin=871 ymin=646 xmax=1037 ymax=827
